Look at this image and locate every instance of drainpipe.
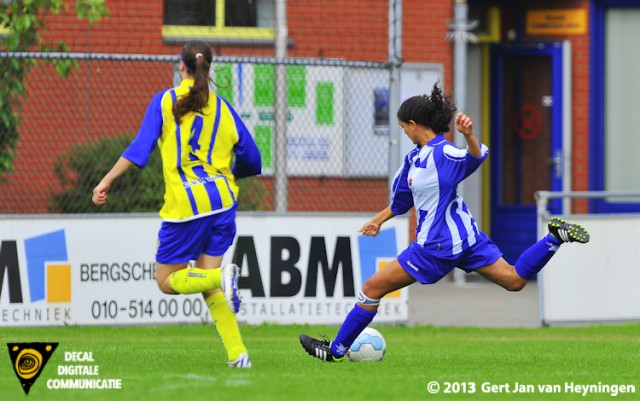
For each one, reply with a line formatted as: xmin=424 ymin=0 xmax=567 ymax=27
xmin=388 ymin=0 xmax=403 ymax=192
xmin=448 ymin=0 xmax=477 ymax=285
xmin=274 ymin=0 xmax=288 ymax=212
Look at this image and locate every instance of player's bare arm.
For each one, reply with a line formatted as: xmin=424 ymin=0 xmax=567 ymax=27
xmin=92 ymin=157 xmax=134 ymax=205
xmin=358 ymin=206 xmax=396 ymax=236
xmin=456 ymin=112 xmax=482 ymax=158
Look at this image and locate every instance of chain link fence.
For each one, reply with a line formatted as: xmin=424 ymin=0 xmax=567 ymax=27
xmin=0 ymin=52 xmax=392 ymax=215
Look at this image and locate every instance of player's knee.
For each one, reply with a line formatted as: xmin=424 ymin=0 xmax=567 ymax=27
xmin=156 ymin=278 xmax=174 ymax=294
xmin=361 ymin=280 xmax=383 ymax=300
xmin=505 ymin=279 xmax=527 ymax=292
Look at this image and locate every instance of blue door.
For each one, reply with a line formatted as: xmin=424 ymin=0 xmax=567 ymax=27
xmin=490 ymin=43 xmax=565 ymax=264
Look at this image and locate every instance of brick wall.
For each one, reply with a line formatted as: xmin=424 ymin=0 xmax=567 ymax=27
xmin=0 ymin=0 xmax=455 ymax=216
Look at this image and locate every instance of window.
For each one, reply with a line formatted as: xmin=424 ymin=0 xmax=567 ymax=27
xmin=225 ymin=0 xmax=257 ymax=27
xmin=592 ymin=0 xmax=640 ymax=211
xmin=162 ymin=0 xmax=275 ymax=44
xmin=164 ymin=0 xmax=216 ymax=26
xmin=604 ymin=9 xmax=640 ymax=194
xmin=468 ymin=5 xmax=500 ymax=43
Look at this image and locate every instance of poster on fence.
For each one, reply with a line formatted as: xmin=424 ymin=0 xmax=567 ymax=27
xmin=209 ymin=63 xmax=390 ymax=177
xmin=0 ymin=214 xmax=409 ymax=327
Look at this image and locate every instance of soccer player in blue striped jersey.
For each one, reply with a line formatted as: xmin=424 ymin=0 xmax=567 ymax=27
xmin=300 ymin=83 xmax=589 ymax=362
xmin=93 ymin=40 xmax=261 ymax=368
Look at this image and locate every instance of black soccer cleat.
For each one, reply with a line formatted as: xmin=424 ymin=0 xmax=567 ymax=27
xmin=548 ymin=217 xmax=590 ymax=244
xmin=299 ymin=334 xmax=344 ymax=362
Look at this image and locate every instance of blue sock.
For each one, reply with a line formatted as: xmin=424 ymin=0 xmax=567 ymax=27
xmin=331 ymin=304 xmax=376 ymax=357
xmin=514 ymin=233 xmax=562 ymax=280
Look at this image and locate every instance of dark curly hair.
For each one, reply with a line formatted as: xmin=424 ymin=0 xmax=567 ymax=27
xmin=396 ymin=82 xmax=456 ymax=133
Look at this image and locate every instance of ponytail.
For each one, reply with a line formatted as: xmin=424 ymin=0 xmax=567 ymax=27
xmin=397 ymin=82 xmax=456 ymax=133
xmin=173 ymin=41 xmax=215 ymax=123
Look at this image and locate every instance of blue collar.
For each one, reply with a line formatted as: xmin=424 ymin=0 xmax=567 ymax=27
xmin=427 ymin=133 xmax=446 ymax=146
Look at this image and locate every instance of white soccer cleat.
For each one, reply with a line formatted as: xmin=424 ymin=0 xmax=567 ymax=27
xmin=227 ymin=353 xmax=252 ymax=368
xmin=220 ymin=263 xmax=241 ymax=313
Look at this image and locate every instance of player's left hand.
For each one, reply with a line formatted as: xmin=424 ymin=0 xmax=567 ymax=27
xmin=456 ymin=113 xmax=474 ymax=137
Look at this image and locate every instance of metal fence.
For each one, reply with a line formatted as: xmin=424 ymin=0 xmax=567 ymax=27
xmin=0 ymin=52 xmax=392 ymax=214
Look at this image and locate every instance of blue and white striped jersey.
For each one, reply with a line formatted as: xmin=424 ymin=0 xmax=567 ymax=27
xmin=390 ymin=134 xmax=489 ymax=255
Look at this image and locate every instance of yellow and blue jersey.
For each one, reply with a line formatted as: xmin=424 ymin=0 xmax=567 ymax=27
xmin=123 ymin=79 xmax=261 ymax=222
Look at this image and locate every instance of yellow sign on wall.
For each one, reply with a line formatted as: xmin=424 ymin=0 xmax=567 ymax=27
xmin=526 ymin=9 xmax=587 ymax=35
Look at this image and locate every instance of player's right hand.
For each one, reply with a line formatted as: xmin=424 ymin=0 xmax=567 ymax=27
xmin=92 ymin=182 xmax=110 ymax=206
xmin=358 ymin=221 xmax=381 ymax=237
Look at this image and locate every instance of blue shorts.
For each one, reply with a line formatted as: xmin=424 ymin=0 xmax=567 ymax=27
xmin=397 ymin=232 xmax=503 ymax=284
xmin=155 ymin=206 xmax=237 ymax=264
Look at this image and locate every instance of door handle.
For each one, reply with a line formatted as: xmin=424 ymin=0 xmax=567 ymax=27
xmin=547 ymin=150 xmax=562 ymax=178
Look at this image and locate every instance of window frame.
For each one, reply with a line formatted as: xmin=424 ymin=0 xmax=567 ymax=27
xmin=162 ymin=0 xmax=275 ymax=45
xmin=590 ymin=0 xmax=640 ymax=212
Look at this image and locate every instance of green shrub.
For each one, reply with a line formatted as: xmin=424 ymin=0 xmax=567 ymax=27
xmin=51 ymin=134 xmax=164 ymax=213
xmin=51 ymin=134 xmax=267 ymax=213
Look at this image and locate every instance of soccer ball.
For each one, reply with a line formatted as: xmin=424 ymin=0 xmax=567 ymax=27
xmin=348 ymin=327 xmax=386 ymax=362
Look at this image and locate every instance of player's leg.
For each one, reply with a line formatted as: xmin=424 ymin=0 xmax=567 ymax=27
xmin=197 ymin=253 xmax=250 ymax=368
xmin=300 ymin=259 xmax=415 ymax=362
xmin=511 ymin=216 xmax=589 ymax=280
xmin=200 ymin=206 xmax=250 ymax=368
xmin=474 ymin=257 xmax=528 ymax=291
xmin=155 ymin=262 xmax=190 ymax=293
xmin=476 ymin=217 xmax=590 ymax=289
xmin=332 ymin=260 xmax=414 ymax=353
xmin=155 ymin=218 xmax=227 ymax=295
xmin=357 ymin=258 xmax=416 ymax=312
xmin=156 ymin=261 xmax=230 ymax=295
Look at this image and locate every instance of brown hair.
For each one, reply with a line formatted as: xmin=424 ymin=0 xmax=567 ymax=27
xmin=173 ymin=40 xmax=214 ymax=123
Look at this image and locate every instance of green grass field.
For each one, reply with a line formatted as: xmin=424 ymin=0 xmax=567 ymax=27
xmin=1 ymin=323 xmax=639 ymax=401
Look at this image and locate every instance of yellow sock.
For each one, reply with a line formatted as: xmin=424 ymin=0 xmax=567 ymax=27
xmin=206 ymin=292 xmax=247 ymax=361
xmin=169 ymin=267 xmax=221 ymax=294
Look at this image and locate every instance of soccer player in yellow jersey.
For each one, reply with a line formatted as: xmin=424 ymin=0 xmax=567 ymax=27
xmin=92 ymin=40 xmax=261 ymax=368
